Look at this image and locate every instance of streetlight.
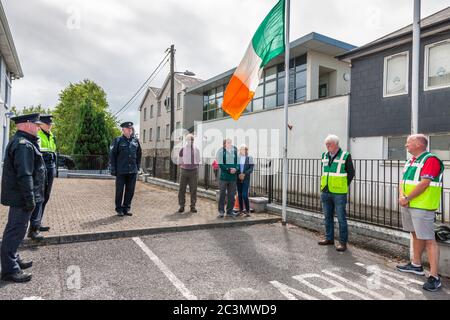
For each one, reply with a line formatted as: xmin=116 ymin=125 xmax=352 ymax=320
xmin=169 ymin=44 xmax=196 ymax=182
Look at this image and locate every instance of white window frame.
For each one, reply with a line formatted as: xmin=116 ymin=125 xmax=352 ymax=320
xmin=383 ymin=51 xmax=409 ymax=98
xmin=424 ymin=39 xmax=450 ymax=91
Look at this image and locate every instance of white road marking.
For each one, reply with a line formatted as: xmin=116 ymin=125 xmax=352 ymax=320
xmin=322 ymin=268 xmax=405 ymax=300
xmin=23 ymin=296 xmax=44 ymax=300
xmin=293 ymin=273 xmax=373 ymax=300
xmin=223 ymin=288 xmax=259 ymax=300
xmin=355 ymin=263 xmax=423 ymax=295
xmin=270 ymin=281 xmax=318 ymax=300
xmin=133 ymin=237 xmax=197 ymax=300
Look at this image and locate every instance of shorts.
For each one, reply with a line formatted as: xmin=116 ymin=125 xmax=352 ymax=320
xmin=401 ymin=207 xmax=436 ymax=240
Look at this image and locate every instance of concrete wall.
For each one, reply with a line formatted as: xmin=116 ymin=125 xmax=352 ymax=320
xmin=307 ymin=50 xmax=351 ymax=101
xmin=195 ymin=95 xmax=350 ymax=160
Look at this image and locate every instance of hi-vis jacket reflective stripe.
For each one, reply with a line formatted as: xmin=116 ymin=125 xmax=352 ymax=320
xmin=402 ymin=152 xmax=444 ymax=211
xmin=321 ymin=149 xmax=350 ymax=194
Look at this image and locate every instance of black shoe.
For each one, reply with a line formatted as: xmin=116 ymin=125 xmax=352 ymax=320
xmin=178 ymin=207 xmax=185 ymax=213
xmin=1 ymin=271 xmax=32 ymax=283
xmin=124 ymin=211 xmax=133 ymax=217
xmin=116 ymin=210 xmax=125 ymax=217
xmin=423 ymin=276 xmax=442 ymax=292
xmin=190 ymin=207 xmax=197 ymax=213
xmin=28 ymin=228 xmax=44 ymax=241
xmin=17 ymin=259 xmax=33 ymax=270
xmin=396 ymin=262 xmax=425 ymax=276
xmin=39 ymin=226 xmax=50 ymax=232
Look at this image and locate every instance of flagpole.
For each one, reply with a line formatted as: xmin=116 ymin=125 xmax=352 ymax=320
xmin=282 ymin=0 xmax=290 ymax=226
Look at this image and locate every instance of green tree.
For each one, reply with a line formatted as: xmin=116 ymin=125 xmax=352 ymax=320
xmin=9 ymin=105 xmax=52 ymax=137
xmin=72 ymin=100 xmax=111 ymax=169
xmin=53 ymin=79 xmax=120 ymax=154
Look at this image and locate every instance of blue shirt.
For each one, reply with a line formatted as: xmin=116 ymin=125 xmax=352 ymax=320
xmin=240 ymin=156 xmax=247 ymax=174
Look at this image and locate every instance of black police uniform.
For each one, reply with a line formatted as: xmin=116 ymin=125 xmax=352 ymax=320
xmin=109 ymin=122 xmax=142 ymax=216
xmin=1 ymin=114 xmax=46 ymax=282
xmin=35 ymin=115 xmax=57 ymax=233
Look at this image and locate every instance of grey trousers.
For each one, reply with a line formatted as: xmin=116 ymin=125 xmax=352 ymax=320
xmin=219 ymin=180 xmax=237 ymax=215
xmin=178 ymin=168 xmax=198 ymax=207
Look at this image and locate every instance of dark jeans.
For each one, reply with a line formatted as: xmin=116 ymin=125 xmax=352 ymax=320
xmin=237 ymin=179 xmax=250 ymax=212
xmin=321 ymin=192 xmax=348 ymax=244
xmin=178 ymin=168 xmax=198 ymax=208
xmin=219 ymin=180 xmax=237 ymax=215
xmin=1 ymin=207 xmax=32 ymax=275
xmin=115 ymin=173 xmax=138 ymax=212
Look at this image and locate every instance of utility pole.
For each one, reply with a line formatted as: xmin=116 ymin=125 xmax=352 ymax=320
xmin=411 ymin=0 xmax=421 ymax=134
xmin=169 ymin=44 xmax=176 ymax=182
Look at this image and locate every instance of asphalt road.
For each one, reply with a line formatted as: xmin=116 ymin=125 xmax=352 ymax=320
xmin=1 ymin=224 xmax=449 ymax=300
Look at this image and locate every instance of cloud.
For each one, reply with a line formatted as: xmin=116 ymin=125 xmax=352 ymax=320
xmin=3 ymin=0 xmax=449 ymax=128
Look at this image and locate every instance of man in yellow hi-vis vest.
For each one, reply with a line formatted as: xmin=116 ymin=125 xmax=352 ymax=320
xmin=29 ymin=115 xmax=57 ymax=240
xmin=318 ymin=135 xmax=355 ymax=252
xmin=396 ymin=134 xmax=444 ymax=292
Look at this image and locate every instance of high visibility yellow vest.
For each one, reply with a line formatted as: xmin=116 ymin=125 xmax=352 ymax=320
xmin=402 ymin=152 xmax=444 ymax=211
xmin=321 ymin=149 xmax=350 ymax=194
xmin=38 ymin=129 xmax=57 ymax=153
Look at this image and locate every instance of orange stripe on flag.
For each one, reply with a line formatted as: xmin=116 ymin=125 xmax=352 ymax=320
xmin=222 ymin=75 xmax=255 ymax=121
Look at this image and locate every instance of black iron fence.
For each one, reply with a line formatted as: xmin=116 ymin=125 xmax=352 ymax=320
xmin=142 ymin=156 xmax=450 ymax=230
xmin=58 ymin=154 xmax=110 ymax=173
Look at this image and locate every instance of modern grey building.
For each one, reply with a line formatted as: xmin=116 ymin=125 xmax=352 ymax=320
xmin=187 ymin=32 xmax=356 ymax=159
xmin=339 ymin=7 xmax=450 ymax=161
xmin=0 ymin=1 xmax=23 ymax=170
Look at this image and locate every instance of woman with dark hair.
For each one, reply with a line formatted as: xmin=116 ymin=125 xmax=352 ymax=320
xmin=237 ymin=144 xmax=254 ymax=217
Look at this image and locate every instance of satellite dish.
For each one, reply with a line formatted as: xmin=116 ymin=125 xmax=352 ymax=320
xmin=343 ymin=73 xmax=351 ymax=82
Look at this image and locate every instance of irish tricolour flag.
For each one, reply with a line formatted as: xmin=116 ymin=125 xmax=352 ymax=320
xmin=222 ymin=0 xmax=286 ymax=120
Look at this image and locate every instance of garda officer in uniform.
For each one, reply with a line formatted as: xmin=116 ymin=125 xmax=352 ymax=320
xmin=1 ymin=114 xmax=46 ymax=283
xmin=109 ymin=122 xmax=142 ymax=217
xmin=28 ymin=115 xmax=57 ymax=240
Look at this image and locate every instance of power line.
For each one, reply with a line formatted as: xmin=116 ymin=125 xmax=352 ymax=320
xmin=114 ymin=52 xmax=170 ymax=118
xmin=115 ymin=57 xmax=169 ymax=119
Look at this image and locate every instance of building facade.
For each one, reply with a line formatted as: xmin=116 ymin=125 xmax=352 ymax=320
xmin=0 ymin=2 xmax=23 ymax=172
xmin=138 ymin=73 xmax=203 ymax=173
xmin=187 ymin=32 xmax=356 ymax=159
xmin=340 ymin=7 xmax=450 ymax=162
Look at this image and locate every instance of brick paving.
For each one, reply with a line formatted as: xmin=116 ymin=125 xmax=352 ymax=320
xmin=0 ymin=179 xmax=277 ymax=240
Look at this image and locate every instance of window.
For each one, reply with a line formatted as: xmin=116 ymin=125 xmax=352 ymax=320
xmin=144 ymin=108 xmax=147 ymax=121
xmin=177 ymin=92 xmax=183 ymax=109
xmin=383 ymin=52 xmax=409 ymax=97
xmin=150 ymin=105 xmax=154 ymax=119
xmin=149 ymin=128 xmax=153 ymax=141
xmin=387 ymin=136 xmax=407 ymax=160
xmin=425 ymin=40 xmax=450 ymax=91
xmin=157 ymin=127 xmax=161 ymax=141
xmin=143 ymin=130 xmax=147 ymax=143
xmin=157 ymin=102 xmax=162 ymax=116
xmin=430 ymin=134 xmax=450 ymax=161
xmin=166 ymin=124 xmax=170 ymax=140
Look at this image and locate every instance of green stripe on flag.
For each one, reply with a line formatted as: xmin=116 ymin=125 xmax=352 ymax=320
xmin=251 ymin=0 xmax=286 ymax=67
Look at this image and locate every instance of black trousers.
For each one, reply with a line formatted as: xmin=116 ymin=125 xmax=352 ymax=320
xmin=115 ymin=174 xmax=137 ymax=212
xmin=41 ymin=167 xmax=55 ymax=223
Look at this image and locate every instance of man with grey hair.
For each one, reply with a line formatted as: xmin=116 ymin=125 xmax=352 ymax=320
xmin=178 ymin=134 xmax=201 ymax=213
xmin=396 ymin=134 xmax=444 ymax=292
xmin=319 ymin=134 xmax=355 ymax=252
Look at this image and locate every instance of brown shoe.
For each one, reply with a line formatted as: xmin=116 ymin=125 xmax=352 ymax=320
xmin=318 ymin=239 xmax=335 ymax=246
xmin=336 ymin=243 xmax=347 ymax=252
